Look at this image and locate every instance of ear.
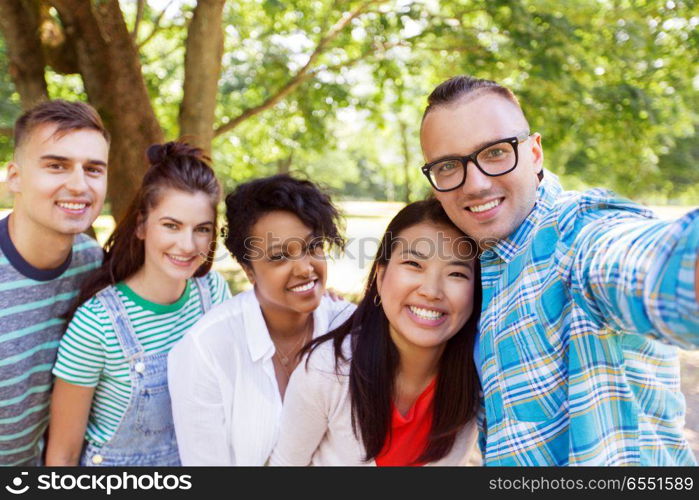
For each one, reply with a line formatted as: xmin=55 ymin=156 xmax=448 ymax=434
xmin=242 ymin=263 xmax=256 ymax=285
xmin=6 ymin=162 xmax=21 ymax=194
xmin=135 ymin=213 xmax=146 ymax=240
xmin=375 ymin=264 xmax=386 ymax=297
xmin=530 ymin=133 xmax=544 ymax=175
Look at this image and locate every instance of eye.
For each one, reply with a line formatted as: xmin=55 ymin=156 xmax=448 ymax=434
xmin=449 ymin=271 xmax=470 ymax=279
xmin=85 ymin=165 xmax=104 ymax=175
xmin=163 ymin=222 xmax=178 ymax=230
xmin=196 ymin=226 xmax=213 ymax=233
xmin=435 ymin=161 xmax=460 ymax=175
xmin=481 ymin=146 xmax=509 ymax=160
xmin=402 ymin=260 xmax=421 ymax=268
xmin=268 ymin=253 xmax=286 ymax=262
xmin=47 ymin=163 xmax=64 ymax=170
xmin=308 ymin=240 xmax=325 ymax=253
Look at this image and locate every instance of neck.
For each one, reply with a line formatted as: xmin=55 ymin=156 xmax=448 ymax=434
xmin=391 ymin=331 xmax=444 ymax=400
xmin=7 ymin=211 xmax=74 ymax=269
xmin=125 ymin=264 xmax=187 ymax=305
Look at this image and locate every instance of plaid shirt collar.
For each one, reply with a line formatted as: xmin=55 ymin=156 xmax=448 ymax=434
xmin=483 ymin=171 xmax=563 ymax=264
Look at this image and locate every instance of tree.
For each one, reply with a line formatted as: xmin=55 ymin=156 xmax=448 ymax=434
xmin=0 ymin=0 xmax=696 ymax=213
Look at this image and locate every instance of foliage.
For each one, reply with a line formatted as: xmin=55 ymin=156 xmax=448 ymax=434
xmin=0 ymin=0 xmax=696 ymax=204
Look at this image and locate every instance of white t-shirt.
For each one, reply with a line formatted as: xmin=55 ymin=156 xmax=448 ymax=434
xmin=167 ymin=289 xmax=356 ymax=465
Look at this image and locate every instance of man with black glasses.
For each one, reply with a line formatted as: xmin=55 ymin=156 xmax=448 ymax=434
xmin=420 ymin=75 xmax=699 ymax=466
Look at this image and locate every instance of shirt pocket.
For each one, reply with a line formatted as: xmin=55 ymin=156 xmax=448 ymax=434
xmin=494 ymin=313 xmax=567 ymax=422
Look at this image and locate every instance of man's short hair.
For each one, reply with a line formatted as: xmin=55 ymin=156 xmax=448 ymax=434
xmin=423 ymin=75 xmax=521 ymax=122
xmin=13 ymin=100 xmax=110 ymax=152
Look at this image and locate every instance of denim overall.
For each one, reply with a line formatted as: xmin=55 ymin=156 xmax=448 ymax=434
xmin=80 ymin=278 xmax=212 ymax=466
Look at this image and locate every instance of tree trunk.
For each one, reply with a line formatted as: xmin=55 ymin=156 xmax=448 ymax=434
xmin=49 ymin=0 xmax=163 ymax=221
xmin=0 ymin=0 xmax=49 ymax=109
xmin=399 ymin=120 xmax=411 ymax=203
xmin=178 ymin=0 xmax=226 ymax=154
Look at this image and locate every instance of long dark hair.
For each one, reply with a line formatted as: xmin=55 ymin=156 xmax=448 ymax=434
xmin=66 ymin=141 xmax=221 ymax=322
xmin=305 ymin=198 xmax=482 ymax=464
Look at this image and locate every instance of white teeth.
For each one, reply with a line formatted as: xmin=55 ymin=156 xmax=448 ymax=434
xmin=57 ymin=202 xmax=87 ymax=210
xmin=168 ymin=255 xmax=193 ymax=262
xmin=469 ymin=199 xmax=501 ymax=213
xmin=408 ymin=306 xmax=444 ymax=320
xmin=290 ymin=281 xmax=315 ymax=292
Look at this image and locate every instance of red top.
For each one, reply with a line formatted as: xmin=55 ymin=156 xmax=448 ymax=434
xmin=375 ymin=378 xmax=437 ymax=467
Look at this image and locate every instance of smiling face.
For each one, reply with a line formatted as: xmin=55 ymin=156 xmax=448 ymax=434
xmin=244 ymin=210 xmax=327 ymax=317
xmin=420 ymin=93 xmax=543 ymax=249
xmin=376 ymin=222 xmax=476 ymax=352
xmin=7 ymin=123 xmax=109 ymax=237
xmin=137 ymin=188 xmax=216 ymax=283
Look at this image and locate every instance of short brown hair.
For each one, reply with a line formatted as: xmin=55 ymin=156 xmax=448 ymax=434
xmin=422 ymin=75 xmax=522 ymax=123
xmin=13 ymin=100 xmax=110 ymax=151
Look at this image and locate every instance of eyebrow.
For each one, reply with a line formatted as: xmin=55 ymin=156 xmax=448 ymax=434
xmin=446 ymin=260 xmax=473 ymax=269
xmin=401 ymin=249 xmax=429 ymax=260
xmin=266 ymin=232 xmax=315 ymax=253
xmin=159 ymin=217 xmax=214 ymax=226
xmin=40 ymin=154 xmax=108 ymax=167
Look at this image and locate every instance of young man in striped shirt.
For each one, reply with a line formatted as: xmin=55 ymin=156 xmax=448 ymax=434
xmin=420 ymin=75 xmax=699 ymax=465
xmin=0 ymin=101 xmax=108 ymax=465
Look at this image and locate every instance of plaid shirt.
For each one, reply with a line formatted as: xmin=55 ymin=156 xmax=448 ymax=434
xmin=476 ymin=172 xmax=699 ymax=466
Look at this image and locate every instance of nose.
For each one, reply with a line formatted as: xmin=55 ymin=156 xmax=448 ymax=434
xmin=177 ymin=229 xmax=197 ymax=254
xmin=292 ymin=253 xmax=314 ymax=279
xmin=461 ymin=160 xmax=493 ymax=196
xmin=417 ymin=271 xmax=443 ymax=301
xmin=65 ymin=166 xmax=89 ymax=194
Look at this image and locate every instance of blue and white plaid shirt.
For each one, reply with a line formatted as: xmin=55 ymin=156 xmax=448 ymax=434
xmin=476 ymin=172 xmax=699 ymax=465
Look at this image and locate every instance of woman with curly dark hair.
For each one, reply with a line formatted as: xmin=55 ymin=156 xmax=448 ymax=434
xmin=167 ymin=174 xmax=355 ymax=465
xmin=46 ymin=142 xmax=231 ymax=466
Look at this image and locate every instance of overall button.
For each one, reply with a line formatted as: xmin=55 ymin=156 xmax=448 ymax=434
xmin=92 ymin=454 xmax=103 ymax=465
xmin=134 ymin=362 xmax=146 ymax=374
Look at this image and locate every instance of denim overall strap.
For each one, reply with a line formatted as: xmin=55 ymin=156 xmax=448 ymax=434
xmin=95 ymin=286 xmax=144 ymax=361
xmin=80 ymin=286 xmax=180 ymax=466
xmin=194 ymin=276 xmax=212 ymax=313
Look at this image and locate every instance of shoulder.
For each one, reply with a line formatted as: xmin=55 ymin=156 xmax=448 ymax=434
xmin=202 ymin=269 xmax=226 ymax=291
xmin=551 ymin=187 xmax=657 ymax=241
xmin=175 ymin=288 xmax=251 ymax=350
xmin=317 ymin=296 xmax=357 ymax=329
xmin=303 ymin=334 xmax=351 ymax=379
xmin=71 ymin=233 xmax=104 ymax=267
xmin=65 ymin=292 xmax=113 ymax=340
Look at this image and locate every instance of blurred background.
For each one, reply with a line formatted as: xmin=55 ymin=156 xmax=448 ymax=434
xmin=0 ymin=0 xmax=697 ymax=458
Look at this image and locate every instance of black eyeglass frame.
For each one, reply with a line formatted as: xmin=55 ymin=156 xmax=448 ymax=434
xmin=421 ymin=131 xmax=531 ymax=192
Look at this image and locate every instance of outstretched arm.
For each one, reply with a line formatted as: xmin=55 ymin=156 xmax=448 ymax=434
xmin=566 ymin=206 xmax=699 ymax=349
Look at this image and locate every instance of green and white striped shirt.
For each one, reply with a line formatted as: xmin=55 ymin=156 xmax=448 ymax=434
xmin=52 ymin=271 xmax=231 ymax=446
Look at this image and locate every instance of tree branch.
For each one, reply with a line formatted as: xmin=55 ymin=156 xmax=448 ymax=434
xmin=0 ymin=127 xmax=13 ymax=138
xmin=136 ymin=0 xmax=176 ymax=50
xmin=214 ymin=0 xmax=387 ymax=138
xmin=132 ymin=0 xmax=145 ymax=39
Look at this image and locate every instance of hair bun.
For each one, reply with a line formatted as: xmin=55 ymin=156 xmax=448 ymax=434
xmin=146 ymin=143 xmax=170 ymax=166
xmin=146 ymin=141 xmax=207 ymax=167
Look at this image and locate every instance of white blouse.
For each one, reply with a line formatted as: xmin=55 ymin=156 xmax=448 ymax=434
xmin=270 ymin=338 xmax=478 ymax=466
xmin=167 ymin=289 xmax=356 ymax=465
